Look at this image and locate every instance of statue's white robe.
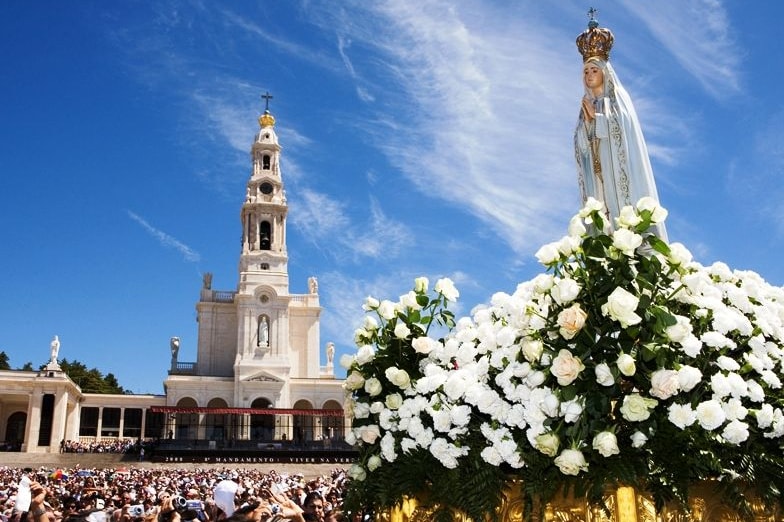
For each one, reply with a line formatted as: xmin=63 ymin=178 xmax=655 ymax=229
xmin=575 ymin=59 xmax=667 ymax=241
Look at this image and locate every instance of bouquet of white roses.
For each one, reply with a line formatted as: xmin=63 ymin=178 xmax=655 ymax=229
xmin=343 ymin=197 xmax=784 ymax=521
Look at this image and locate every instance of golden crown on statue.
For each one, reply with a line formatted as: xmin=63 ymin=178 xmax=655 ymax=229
xmin=576 ymin=8 xmax=614 ymax=62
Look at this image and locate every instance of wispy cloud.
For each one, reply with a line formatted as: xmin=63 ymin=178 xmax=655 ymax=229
xmin=621 ymin=1 xmax=741 ymax=100
xmin=313 ymin=1 xmax=581 ymax=254
xmin=127 ymin=211 xmax=201 ymax=263
xmin=289 ymin=190 xmax=411 ymax=261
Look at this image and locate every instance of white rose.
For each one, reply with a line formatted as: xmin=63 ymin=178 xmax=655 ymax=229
xmin=568 ymin=215 xmax=587 ymax=237
xmin=667 ymin=403 xmax=696 ymax=429
xmin=434 ymin=278 xmax=459 ymax=302
xmin=668 ymin=243 xmax=693 ymax=266
xmin=356 ymin=345 xmax=376 ymax=365
xmin=665 ymin=315 xmax=692 ymax=343
xmin=367 ymin=455 xmax=382 ymax=471
xmin=363 ymin=315 xmax=379 ymax=331
xmin=636 ymin=196 xmax=668 ymax=223
xmin=601 ymin=287 xmax=642 ymax=327
xmin=348 ymin=463 xmax=367 ymax=481
xmin=615 ymin=206 xmax=642 ymax=228
xmin=592 ymin=431 xmax=620 ymax=457
xmin=352 ymin=401 xmax=371 ymax=419
xmin=594 ymin=363 xmax=615 ymax=387
xmin=385 ymin=393 xmax=403 ymax=410
xmin=755 ymin=404 xmax=774 ymax=429
xmin=377 ymin=300 xmax=397 ymax=320
xmin=364 ymin=377 xmax=383 ymax=397
xmin=650 ymin=369 xmax=680 ymax=399
xmin=677 ymin=366 xmax=702 ymax=392
xmin=414 ymin=276 xmax=429 ymax=293
xmin=362 ymin=296 xmax=380 ymax=311
xmin=550 ymin=349 xmax=585 ymax=386
xmin=534 ymin=432 xmax=560 ymax=457
xmin=579 ymin=197 xmax=604 ymax=217
xmin=370 ymin=401 xmax=385 ymax=414
xmin=344 ymin=371 xmax=365 ymax=391
xmin=532 ymin=274 xmax=555 ymax=293
xmin=722 ymin=420 xmax=749 ymax=444
xmin=630 ymin=431 xmax=648 ymax=448
xmin=339 ymin=353 xmax=355 ymax=370
xmin=557 ymin=235 xmax=581 ymax=256
xmin=612 ymin=228 xmax=643 ymax=256
xmin=554 ymin=448 xmax=589 ymax=476
xmin=696 ymin=399 xmax=726 ymax=431
xmin=354 ymin=327 xmax=370 ymax=345
xmin=620 ymin=394 xmax=657 ymax=422
xmin=616 ymin=353 xmax=636 ymax=377
xmin=551 ymin=278 xmax=581 ymax=305
xmin=384 ymin=367 xmax=411 ymax=390
xmin=535 ymin=242 xmax=561 ymax=265
xmin=399 ymin=291 xmax=421 ymax=311
xmin=560 ymin=398 xmax=584 ymax=423
xmin=411 ymin=336 xmax=436 ymax=354
xmin=394 ymin=322 xmax=411 ymax=339
xmin=522 ymin=338 xmax=544 ymax=363
xmin=358 ymin=424 xmax=381 ymax=444
xmin=557 ymin=304 xmax=588 ymax=340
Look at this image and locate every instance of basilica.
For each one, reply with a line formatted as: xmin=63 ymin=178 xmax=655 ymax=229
xmin=0 ymin=104 xmax=346 ymax=454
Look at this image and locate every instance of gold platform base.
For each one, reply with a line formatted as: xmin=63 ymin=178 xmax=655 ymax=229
xmin=377 ymin=481 xmax=781 ymax=521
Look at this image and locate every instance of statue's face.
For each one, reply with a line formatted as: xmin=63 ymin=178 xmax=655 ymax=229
xmin=583 ymin=62 xmax=604 ymax=92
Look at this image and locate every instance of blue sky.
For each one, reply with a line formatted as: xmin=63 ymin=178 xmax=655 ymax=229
xmin=2 ymin=1 xmax=782 ymax=395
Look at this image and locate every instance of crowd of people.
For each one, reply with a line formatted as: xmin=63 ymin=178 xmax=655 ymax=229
xmin=59 ymin=441 xmax=138 ymax=455
xmin=0 ymin=466 xmax=366 ymax=522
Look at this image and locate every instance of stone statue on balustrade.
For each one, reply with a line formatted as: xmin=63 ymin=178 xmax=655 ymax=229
xmin=326 ymin=341 xmax=335 ymax=366
xmin=49 ymin=335 xmax=60 ymax=363
xmin=170 ymin=337 xmax=180 ymax=368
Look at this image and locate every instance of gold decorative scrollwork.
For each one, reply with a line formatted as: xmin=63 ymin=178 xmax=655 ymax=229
xmin=377 ymin=481 xmax=781 ymax=522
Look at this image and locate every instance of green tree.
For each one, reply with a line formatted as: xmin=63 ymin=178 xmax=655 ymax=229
xmin=0 ymin=351 xmax=10 ymax=370
xmin=58 ymin=359 xmax=126 ymax=394
xmin=20 ymin=362 xmax=34 ymax=371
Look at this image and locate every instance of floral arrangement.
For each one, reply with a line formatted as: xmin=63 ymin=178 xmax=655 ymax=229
xmin=341 ymin=197 xmax=784 ymax=521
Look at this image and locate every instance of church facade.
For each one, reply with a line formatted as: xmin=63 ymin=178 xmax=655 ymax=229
xmin=0 ymin=105 xmax=346 ymax=453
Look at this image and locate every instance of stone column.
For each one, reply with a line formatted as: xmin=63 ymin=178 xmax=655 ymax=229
xmin=140 ymin=409 xmax=147 ymax=440
xmin=96 ymin=406 xmax=104 ymax=440
xmin=24 ymin=392 xmax=43 ymax=452
xmin=49 ymin=389 xmax=69 ymax=451
xmin=66 ymin=401 xmax=80 ymax=441
xmin=119 ymin=407 xmax=125 ymax=439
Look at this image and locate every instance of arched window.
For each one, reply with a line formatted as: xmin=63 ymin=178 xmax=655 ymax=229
xmin=262 ymin=155 xmax=271 ymax=170
xmin=292 ymin=399 xmax=314 ymax=446
xmin=250 ymin=398 xmax=274 ymax=441
xmin=259 ymin=221 xmax=272 ymax=250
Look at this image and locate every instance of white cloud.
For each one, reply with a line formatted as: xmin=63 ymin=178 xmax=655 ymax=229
xmin=289 ymin=190 xmax=411 ymax=261
xmin=621 ymin=0 xmax=741 ymax=99
xmin=127 ymin=211 xmax=201 ymax=263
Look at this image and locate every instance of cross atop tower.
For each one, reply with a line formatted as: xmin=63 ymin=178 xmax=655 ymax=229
xmin=261 ymin=91 xmax=274 ymax=111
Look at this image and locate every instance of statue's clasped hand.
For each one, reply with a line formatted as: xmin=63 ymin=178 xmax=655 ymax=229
xmin=581 ymin=96 xmax=596 ymax=122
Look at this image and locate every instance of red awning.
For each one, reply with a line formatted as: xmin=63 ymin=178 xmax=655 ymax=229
xmin=149 ymin=406 xmax=345 ymax=417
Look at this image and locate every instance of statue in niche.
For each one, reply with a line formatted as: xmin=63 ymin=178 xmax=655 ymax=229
xmin=170 ymin=337 xmax=180 ymax=363
xmin=50 ymin=335 xmax=60 ymax=364
xmin=574 ymin=9 xmax=667 ymax=240
xmin=308 ymin=276 xmax=319 ymax=294
xmin=258 ymin=316 xmax=269 ymax=347
xmin=326 ymin=342 xmax=335 ymax=365
xmin=202 ymin=272 xmax=213 ymax=290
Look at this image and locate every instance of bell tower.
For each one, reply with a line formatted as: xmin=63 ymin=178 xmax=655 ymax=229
xmin=238 ymin=92 xmax=289 ymax=295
